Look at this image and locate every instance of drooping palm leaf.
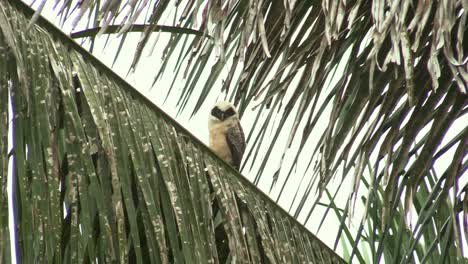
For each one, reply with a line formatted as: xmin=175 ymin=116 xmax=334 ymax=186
xmin=14 ymin=0 xmax=468 ymax=262
xmin=0 ymin=1 xmax=345 ymax=263
xmin=53 ymin=2 xmax=465 ymax=197
xmin=0 ymin=29 xmax=11 ymax=264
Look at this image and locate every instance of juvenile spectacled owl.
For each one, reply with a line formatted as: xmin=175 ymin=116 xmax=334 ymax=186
xmin=208 ymin=101 xmax=245 ymax=170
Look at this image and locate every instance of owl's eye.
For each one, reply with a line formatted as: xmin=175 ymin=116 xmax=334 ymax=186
xmin=211 ymin=107 xmax=223 ymax=119
xmin=224 ymin=107 xmax=236 ymax=118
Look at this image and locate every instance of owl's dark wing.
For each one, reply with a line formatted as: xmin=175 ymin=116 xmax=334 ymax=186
xmin=226 ymin=122 xmax=246 ymax=170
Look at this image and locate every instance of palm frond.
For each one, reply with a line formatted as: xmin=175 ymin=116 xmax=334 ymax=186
xmin=21 ymin=0 xmax=468 ymax=262
xmin=45 ymin=3 xmax=465 ymax=180
xmin=0 ymin=1 xmax=345 ymax=262
xmin=0 ymin=30 xmax=11 ymax=263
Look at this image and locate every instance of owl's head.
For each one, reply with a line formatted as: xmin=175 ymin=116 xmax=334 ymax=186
xmin=209 ymin=101 xmax=239 ymax=123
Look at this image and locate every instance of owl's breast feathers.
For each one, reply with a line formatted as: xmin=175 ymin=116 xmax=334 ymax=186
xmin=209 ymin=120 xmax=245 ymax=169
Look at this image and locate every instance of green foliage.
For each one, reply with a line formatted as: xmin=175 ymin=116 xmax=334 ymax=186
xmin=54 ymin=0 xmax=467 ymax=262
xmin=0 ymin=1 xmax=345 ymax=263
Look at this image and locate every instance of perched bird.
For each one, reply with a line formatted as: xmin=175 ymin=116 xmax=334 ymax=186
xmin=208 ymin=101 xmax=246 ymax=170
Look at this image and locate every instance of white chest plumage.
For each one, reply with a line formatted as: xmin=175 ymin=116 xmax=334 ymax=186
xmin=209 ymin=121 xmax=235 ymax=165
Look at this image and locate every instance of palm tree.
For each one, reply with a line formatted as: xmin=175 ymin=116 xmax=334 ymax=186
xmin=1 ymin=0 xmax=466 ymax=263
xmin=0 ymin=1 xmax=345 ymax=263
